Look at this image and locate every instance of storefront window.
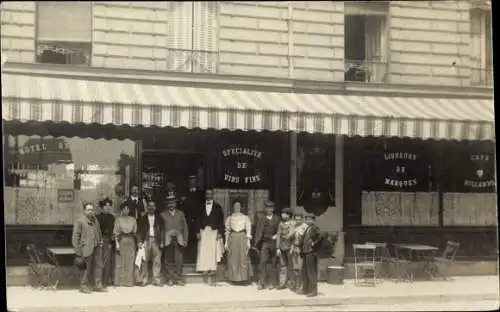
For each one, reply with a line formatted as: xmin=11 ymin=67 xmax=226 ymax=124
xmin=442 ymin=141 xmax=496 ymax=226
xmin=3 ymin=135 xmax=137 ymax=225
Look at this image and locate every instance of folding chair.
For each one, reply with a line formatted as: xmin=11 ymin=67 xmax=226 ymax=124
xmin=387 ymin=245 xmax=413 ymax=283
xmin=24 ymin=244 xmax=59 ymax=290
xmin=426 ymin=241 xmax=460 ymax=280
xmin=365 ymin=242 xmax=391 ymax=280
xmin=353 ymin=244 xmax=377 ymax=286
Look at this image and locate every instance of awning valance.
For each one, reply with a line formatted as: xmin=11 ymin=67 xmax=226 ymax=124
xmin=1 ymin=73 xmax=495 ymax=140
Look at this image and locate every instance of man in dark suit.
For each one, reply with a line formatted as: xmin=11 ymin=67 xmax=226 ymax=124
xmin=160 ymin=195 xmax=189 ymax=286
xmin=137 ymin=201 xmax=164 ymax=287
xmin=123 ymin=185 xmax=147 ymax=221
xmin=72 ymin=202 xmax=105 ymax=294
xmin=195 ymin=189 xmax=225 ymax=286
xmin=180 ymin=175 xmax=204 ymax=261
xmin=300 ymin=212 xmax=322 ymax=297
xmin=254 ymin=200 xmax=281 ymax=290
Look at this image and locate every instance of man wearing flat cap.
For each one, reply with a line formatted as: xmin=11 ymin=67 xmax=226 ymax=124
xmin=254 ymin=200 xmax=281 ymax=290
xmin=300 ymin=212 xmax=321 ymax=297
xmin=276 ymin=207 xmax=295 ymax=290
xmin=160 ymin=195 xmax=189 ymax=286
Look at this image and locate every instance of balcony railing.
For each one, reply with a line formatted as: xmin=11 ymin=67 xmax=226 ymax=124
xmin=344 ymin=60 xmax=389 ymax=83
xmin=165 ymin=49 xmax=219 ymax=74
xmin=470 ymin=67 xmax=493 ymax=87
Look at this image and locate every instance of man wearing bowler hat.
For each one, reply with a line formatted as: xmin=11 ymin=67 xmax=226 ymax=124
xmin=160 ymin=195 xmax=189 ymax=286
xmin=254 ymin=200 xmax=281 ymax=290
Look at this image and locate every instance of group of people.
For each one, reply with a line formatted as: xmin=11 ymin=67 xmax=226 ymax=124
xmin=72 ymin=183 xmax=323 ymax=297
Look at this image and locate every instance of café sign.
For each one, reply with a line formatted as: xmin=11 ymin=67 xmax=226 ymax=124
xmin=222 ymin=147 xmax=263 ymax=185
xmin=464 ymin=153 xmax=495 ymax=188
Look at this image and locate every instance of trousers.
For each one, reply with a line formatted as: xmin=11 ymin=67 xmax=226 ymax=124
xmin=141 ymin=236 xmax=162 ymax=284
xmin=164 ymin=237 xmax=184 ymax=282
xmin=302 ymin=252 xmax=318 ymax=295
xmin=81 ymin=246 xmax=103 ymax=290
xmin=258 ymin=241 xmax=278 ymax=286
xmin=279 ymin=248 xmax=293 ymax=287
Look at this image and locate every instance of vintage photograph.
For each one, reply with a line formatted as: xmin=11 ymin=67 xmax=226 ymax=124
xmin=2 ymin=1 xmax=497 ymax=311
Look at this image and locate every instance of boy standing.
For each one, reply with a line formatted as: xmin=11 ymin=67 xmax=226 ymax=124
xmin=301 ymin=212 xmax=321 ymax=297
xmin=276 ymin=207 xmax=295 ymax=290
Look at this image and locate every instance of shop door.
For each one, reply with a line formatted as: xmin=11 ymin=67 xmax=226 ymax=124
xmin=142 ymin=152 xmax=205 ymax=263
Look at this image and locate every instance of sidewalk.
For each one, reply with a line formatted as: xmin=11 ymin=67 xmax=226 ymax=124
xmin=7 ymin=276 xmax=500 ymax=312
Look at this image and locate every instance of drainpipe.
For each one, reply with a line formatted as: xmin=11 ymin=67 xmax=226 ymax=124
xmin=288 ymin=3 xmax=297 ymax=211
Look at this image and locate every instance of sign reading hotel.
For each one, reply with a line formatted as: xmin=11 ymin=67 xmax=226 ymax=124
xmin=464 ymin=154 xmax=495 ymax=189
xmin=383 ymin=152 xmax=419 ymax=188
xmin=220 ymin=146 xmax=265 ymax=188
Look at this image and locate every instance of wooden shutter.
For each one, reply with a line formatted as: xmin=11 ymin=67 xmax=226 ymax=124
xmin=167 ymin=1 xmax=193 ymax=72
xmin=37 ymin=2 xmax=92 ymax=42
xmin=193 ymin=1 xmax=218 ymax=73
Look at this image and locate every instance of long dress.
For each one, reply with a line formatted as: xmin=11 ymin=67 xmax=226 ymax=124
xmin=225 ymin=213 xmax=253 ymax=282
xmin=113 ymin=215 xmax=137 ymax=287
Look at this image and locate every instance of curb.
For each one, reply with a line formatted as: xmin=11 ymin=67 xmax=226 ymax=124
xmin=11 ymin=293 xmax=499 ymax=312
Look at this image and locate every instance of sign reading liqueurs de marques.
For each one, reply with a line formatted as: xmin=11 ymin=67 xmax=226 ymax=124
xmin=222 ymin=147 xmax=263 ymax=185
xmin=383 ymin=152 xmax=419 ymax=188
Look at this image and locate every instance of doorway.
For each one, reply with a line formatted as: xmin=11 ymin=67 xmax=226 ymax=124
xmin=142 ymin=151 xmax=206 ymax=263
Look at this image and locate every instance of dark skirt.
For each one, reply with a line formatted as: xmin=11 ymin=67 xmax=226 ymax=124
xmin=114 ymin=235 xmax=136 ymax=287
xmin=226 ymin=231 xmax=252 ymax=282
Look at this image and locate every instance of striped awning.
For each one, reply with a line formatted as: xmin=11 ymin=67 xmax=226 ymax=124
xmin=1 ymin=73 xmax=495 ymax=140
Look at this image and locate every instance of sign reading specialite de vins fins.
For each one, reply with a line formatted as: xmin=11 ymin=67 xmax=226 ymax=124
xmin=219 ymin=146 xmax=265 ymax=188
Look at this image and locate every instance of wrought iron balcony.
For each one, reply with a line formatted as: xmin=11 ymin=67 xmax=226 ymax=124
xmin=470 ymin=67 xmax=493 ymax=87
xmin=166 ymin=48 xmax=219 ymax=74
xmin=344 ymin=60 xmax=389 ymax=83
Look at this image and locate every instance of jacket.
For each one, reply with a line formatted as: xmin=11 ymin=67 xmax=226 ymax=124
xmin=137 ymin=213 xmax=164 ymax=244
xmin=301 ymin=223 xmax=321 ymax=254
xmin=72 ymin=215 xmax=102 ymax=258
xmin=196 ymin=200 xmax=225 ymax=237
xmin=254 ymin=214 xmax=280 ymax=248
xmin=160 ymin=209 xmax=189 ymax=247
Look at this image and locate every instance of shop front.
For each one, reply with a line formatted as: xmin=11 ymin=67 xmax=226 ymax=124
xmin=2 ymin=65 xmax=495 ymax=269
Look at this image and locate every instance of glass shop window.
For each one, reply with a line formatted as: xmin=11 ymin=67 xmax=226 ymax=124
xmin=3 ymin=135 xmax=137 ymax=225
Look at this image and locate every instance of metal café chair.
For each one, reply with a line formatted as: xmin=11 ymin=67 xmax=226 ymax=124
xmin=387 ymin=245 xmax=413 ymax=283
xmin=24 ymin=244 xmax=59 ymax=290
xmin=426 ymin=240 xmax=460 ymax=280
xmin=352 ymin=244 xmax=377 ymax=286
xmin=365 ymin=242 xmax=391 ymax=280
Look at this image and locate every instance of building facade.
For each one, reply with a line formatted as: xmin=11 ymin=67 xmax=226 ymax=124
xmin=1 ymin=1 xmax=495 ymax=276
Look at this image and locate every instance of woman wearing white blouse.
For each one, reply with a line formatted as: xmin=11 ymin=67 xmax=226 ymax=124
xmin=224 ymin=199 xmax=253 ymax=284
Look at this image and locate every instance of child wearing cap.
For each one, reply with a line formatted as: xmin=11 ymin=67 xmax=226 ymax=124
xmin=276 ymin=207 xmax=295 ymax=290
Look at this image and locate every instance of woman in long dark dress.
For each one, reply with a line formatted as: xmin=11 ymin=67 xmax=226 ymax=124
xmin=224 ymin=199 xmax=253 ymax=284
xmin=113 ymin=202 xmax=137 ymax=287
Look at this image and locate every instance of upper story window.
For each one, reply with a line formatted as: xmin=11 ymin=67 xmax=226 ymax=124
xmin=166 ymin=2 xmax=218 ymax=73
xmin=470 ymin=7 xmax=492 ymax=86
xmin=344 ymin=1 xmax=389 ymax=83
xmin=36 ymin=2 xmax=92 ymax=66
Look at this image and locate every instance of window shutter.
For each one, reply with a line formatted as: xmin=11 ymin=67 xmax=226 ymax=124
xmin=167 ymin=2 xmax=194 ymax=72
xmin=37 ymin=2 xmax=92 ymax=42
xmin=193 ymin=1 xmax=218 ymax=73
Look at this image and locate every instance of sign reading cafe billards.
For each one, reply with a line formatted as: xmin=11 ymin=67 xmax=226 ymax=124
xmin=464 ymin=154 xmax=495 ymax=188
xmin=222 ymin=147 xmax=263 ymax=185
xmin=383 ymin=152 xmax=418 ymax=188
